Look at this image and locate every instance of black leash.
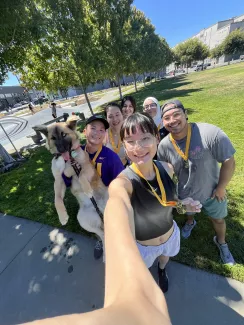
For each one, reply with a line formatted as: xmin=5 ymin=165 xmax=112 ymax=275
xmin=69 ymin=151 xmax=104 ymax=222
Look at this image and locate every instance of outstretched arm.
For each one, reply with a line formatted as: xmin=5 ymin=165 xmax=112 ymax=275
xmin=22 ymin=177 xmax=171 ymax=325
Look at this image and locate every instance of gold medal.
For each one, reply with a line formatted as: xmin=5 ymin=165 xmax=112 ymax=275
xmin=131 ymin=163 xmax=177 ymax=207
xmin=109 ymin=129 xmax=121 ymax=154
xmin=170 ymin=124 xmax=192 ymax=167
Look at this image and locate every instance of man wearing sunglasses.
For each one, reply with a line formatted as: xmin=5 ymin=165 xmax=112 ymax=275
xmin=157 ymin=99 xmax=236 ymax=265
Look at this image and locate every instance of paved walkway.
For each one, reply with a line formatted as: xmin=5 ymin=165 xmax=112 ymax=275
xmin=1 ymin=86 xmax=137 ymax=153
xmin=0 ymin=213 xmax=243 ymax=325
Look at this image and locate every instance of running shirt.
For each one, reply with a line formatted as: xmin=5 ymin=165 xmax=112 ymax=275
xmin=104 ymin=130 xmax=128 ymax=166
xmin=81 ymin=145 xmax=124 ymax=186
xmin=121 ymin=161 xmax=177 ymax=241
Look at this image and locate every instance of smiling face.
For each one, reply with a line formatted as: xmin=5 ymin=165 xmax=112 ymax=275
xmin=84 ymin=120 xmax=106 ymax=146
xmin=162 ymin=104 xmax=188 ymax=135
xmin=122 ymin=100 xmax=135 ymax=119
xmin=123 ymin=127 xmax=157 ymax=165
xmin=106 ymin=106 xmax=123 ymax=130
xmin=143 ymin=99 xmax=158 ymax=118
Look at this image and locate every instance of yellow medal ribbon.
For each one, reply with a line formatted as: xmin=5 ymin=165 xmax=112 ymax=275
xmin=131 ymin=162 xmax=177 ymax=207
xmin=109 ymin=128 xmax=121 ymax=154
xmin=85 ymin=145 xmax=103 ymax=166
xmin=157 ymin=123 xmax=162 ymax=131
xmin=169 ymin=124 xmax=191 ymax=165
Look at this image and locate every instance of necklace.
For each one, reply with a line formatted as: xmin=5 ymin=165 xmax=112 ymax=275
xmin=169 ymin=124 xmax=191 ymax=168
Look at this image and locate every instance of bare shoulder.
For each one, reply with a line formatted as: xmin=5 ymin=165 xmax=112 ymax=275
xmin=159 ymin=161 xmax=174 ymax=179
xmin=108 ymin=174 xmax=133 ymax=197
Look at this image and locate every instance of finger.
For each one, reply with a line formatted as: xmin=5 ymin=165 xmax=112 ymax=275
xmin=190 ymin=200 xmax=201 ymax=207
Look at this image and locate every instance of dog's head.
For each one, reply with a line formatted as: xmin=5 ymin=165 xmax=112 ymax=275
xmin=34 ymin=116 xmax=81 ymax=159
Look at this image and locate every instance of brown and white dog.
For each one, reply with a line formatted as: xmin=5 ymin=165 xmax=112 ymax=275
xmin=34 ymin=116 xmax=107 ymax=258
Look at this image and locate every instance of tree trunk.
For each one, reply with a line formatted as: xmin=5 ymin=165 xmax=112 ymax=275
xmin=143 ymin=73 xmax=146 ymax=86
xmin=116 ymin=74 xmax=123 ymax=100
xmin=150 ymin=72 xmax=152 ymax=84
xmin=133 ymin=74 xmax=138 ymax=92
xmin=83 ymin=88 xmax=94 ymax=115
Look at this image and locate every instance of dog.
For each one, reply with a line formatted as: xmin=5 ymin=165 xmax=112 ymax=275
xmin=34 ymin=116 xmax=108 ymax=258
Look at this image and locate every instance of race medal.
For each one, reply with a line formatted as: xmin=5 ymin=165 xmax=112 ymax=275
xmin=184 ymin=160 xmax=189 ymax=169
xmin=170 ymin=124 xmax=192 ymax=167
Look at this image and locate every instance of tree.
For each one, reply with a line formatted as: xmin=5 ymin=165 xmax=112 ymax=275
xmin=0 ymin=0 xmax=45 ymax=84
xmin=222 ymin=29 xmax=244 ymax=57
xmin=175 ymin=38 xmax=210 ymax=73
xmin=210 ymin=44 xmax=224 ymax=60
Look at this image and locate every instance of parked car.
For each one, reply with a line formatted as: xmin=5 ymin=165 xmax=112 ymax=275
xmin=240 ymin=55 xmax=244 ymax=61
xmin=145 ymin=76 xmax=155 ymax=82
xmin=13 ymin=103 xmax=22 ymax=108
xmin=175 ymin=69 xmax=186 ymax=73
xmin=21 ymin=101 xmax=28 ymax=105
xmin=194 ymin=64 xmax=207 ymax=71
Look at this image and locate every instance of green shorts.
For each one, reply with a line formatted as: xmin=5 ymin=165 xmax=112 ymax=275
xmin=187 ymin=197 xmax=228 ymax=219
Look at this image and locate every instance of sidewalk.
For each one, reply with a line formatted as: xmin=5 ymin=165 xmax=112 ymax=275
xmin=0 ymin=213 xmax=243 ymax=325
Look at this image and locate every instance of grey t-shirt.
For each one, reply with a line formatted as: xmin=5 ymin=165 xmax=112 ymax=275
xmin=157 ymin=123 xmax=235 ymax=202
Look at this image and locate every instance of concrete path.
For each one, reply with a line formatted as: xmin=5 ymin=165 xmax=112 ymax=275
xmin=0 ymin=88 xmax=121 ymax=153
xmin=0 ymin=213 xmax=243 ymax=325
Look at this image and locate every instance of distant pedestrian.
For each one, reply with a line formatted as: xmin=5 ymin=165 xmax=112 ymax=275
xmin=51 ymin=102 xmax=57 ymax=119
xmin=28 ymin=102 xmax=35 ymax=115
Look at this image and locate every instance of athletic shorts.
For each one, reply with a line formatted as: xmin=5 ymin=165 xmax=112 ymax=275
xmin=136 ymin=220 xmax=180 ymax=268
xmin=187 ymin=197 xmax=228 ymax=220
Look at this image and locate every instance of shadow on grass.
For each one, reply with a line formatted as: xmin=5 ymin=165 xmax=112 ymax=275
xmin=173 ymin=191 xmax=244 ymax=282
xmin=97 ymin=76 xmax=203 ymax=115
xmin=0 ymin=146 xmax=84 ymax=235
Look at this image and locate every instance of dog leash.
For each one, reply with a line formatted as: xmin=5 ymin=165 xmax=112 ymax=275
xmin=69 ymin=151 xmax=104 ymax=222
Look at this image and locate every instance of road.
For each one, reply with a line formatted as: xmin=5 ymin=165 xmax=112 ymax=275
xmin=0 ymin=89 xmax=118 ymax=153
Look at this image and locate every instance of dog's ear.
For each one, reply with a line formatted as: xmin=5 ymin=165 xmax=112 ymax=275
xmin=66 ymin=116 xmax=79 ymax=130
xmin=33 ymin=125 xmax=48 ymax=137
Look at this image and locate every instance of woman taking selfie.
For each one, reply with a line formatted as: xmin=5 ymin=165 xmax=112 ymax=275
xmin=107 ymin=113 xmax=201 ymax=292
xmin=104 ymin=102 xmax=128 ymax=166
xmin=143 ymin=97 xmax=168 ymax=139
xmin=121 ymin=95 xmax=136 ymax=119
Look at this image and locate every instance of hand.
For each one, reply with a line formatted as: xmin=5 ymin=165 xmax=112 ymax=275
xmin=180 ymin=197 xmax=202 ymax=213
xmin=211 ymin=186 xmax=226 ymax=202
xmin=58 ymin=212 xmax=69 ymax=225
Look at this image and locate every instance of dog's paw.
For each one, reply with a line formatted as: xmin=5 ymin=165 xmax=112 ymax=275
xmin=59 ymin=214 xmax=69 ymax=226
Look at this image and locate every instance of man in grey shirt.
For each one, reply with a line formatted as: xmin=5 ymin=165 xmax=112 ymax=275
xmin=157 ymin=99 xmax=236 ymax=265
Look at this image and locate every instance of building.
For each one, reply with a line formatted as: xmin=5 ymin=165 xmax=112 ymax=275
xmin=167 ymin=14 xmax=244 ymax=71
xmin=0 ymin=86 xmax=46 ymax=111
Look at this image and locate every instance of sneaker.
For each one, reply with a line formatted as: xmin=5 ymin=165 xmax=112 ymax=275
xmin=213 ymin=236 xmax=235 ymax=266
xmin=158 ymin=264 xmax=169 ymax=293
xmin=181 ymin=220 xmax=197 ymax=239
xmin=94 ymin=240 xmax=103 ymax=260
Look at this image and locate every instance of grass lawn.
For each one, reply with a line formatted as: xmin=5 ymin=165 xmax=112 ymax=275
xmin=1 ymin=63 xmax=244 ymax=281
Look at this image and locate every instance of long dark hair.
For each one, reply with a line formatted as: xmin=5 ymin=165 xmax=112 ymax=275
xmin=121 ymin=96 xmax=136 ymax=112
xmin=120 ymin=112 xmax=158 ymax=141
xmin=104 ymin=102 xmax=122 ymax=118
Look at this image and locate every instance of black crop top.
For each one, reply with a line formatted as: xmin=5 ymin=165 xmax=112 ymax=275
xmin=121 ymin=161 xmax=177 ymax=241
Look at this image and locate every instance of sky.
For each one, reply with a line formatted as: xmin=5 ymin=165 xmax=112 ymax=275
xmin=3 ymin=0 xmax=244 ymax=86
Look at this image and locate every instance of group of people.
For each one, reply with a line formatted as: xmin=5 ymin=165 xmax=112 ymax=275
xmin=77 ymin=94 xmax=236 ymax=294
xmin=29 ymin=95 xmax=236 ymax=325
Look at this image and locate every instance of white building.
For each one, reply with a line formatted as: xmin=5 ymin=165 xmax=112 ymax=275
xmin=167 ymin=14 xmax=244 ymax=71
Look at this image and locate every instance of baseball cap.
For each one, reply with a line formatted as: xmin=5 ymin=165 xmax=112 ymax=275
xmin=85 ymin=114 xmax=109 ymax=129
xmin=161 ymin=99 xmax=185 ymax=116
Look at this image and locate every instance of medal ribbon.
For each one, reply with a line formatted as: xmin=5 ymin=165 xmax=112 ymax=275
xmin=85 ymin=145 xmax=103 ymax=165
xmin=131 ymin=162 xmax=177 ymax=207
xmin=169 ymin=124 xmax=191 ymax=162
xmin=109 ymin=129 xmax=121 ymax=154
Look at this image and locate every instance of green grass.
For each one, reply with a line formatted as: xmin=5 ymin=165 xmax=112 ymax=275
xmin=1 ymin=63 xmax=244 ymax=281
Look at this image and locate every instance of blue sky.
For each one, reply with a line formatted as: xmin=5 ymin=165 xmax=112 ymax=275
xmin=3 ymin=0 xmax=244 ymax=86
xmin=134 ymin=0 xmax=244 ymax=47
